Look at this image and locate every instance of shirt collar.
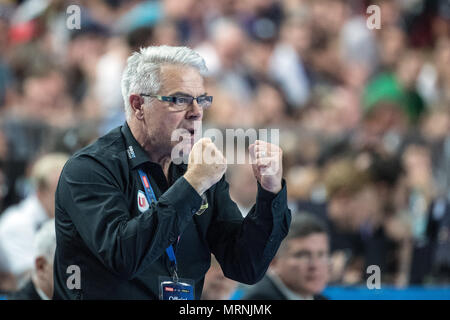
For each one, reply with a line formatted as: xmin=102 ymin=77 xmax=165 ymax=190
xmin=120 ymin=122 xmax=188 ymax=174
xmin=33 ymin=279 xmax=50 ymax=300
xmin=268 ymin=271 xmax=313 ymax=300
xmin=120 ymin=122 xmax=152 ymax=169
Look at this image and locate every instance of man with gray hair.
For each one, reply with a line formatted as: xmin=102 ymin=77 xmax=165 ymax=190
xmin=8 ymin=219 xmax=56 ymax=300
xmin=53 ymin=45 xmax=291 ymax=299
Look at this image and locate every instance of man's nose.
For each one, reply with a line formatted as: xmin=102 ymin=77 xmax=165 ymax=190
xmin=186 ymin=100 xmax=203 ymax=119
xmin=307 ymin=254 xmax=327 ymax=267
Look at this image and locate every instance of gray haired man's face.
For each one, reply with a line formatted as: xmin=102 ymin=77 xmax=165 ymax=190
xmin=141 ymin=65 xmax=206 ymax=156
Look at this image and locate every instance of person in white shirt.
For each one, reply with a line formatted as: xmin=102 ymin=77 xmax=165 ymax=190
xmin=0 ymin=153 xmax=67 ymax=288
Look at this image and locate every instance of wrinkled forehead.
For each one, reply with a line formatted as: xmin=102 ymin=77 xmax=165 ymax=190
xmin=159 ymin=64 xmax=205 ymax=96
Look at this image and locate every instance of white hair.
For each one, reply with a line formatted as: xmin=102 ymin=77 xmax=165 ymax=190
xmin=33 ymin=219 xmax=56 ymax=264
xmin=121 ymin=45 xmax=208 ymax=119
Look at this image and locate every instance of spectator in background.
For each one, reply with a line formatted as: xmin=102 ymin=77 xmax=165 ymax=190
xmin=426 ymin=196 xmax=450 ymax=283
xmin=358 ymin=152 xmax=412 ymax=287
xmin=0 ymin=0 xmax=447 ymax=291
xmin=318 ymin=157 xmax=369 ymax=284
xmin=243 ymin=213 xmax=329 ymax=300
xmin=201 ymin=255 xmax=238 ymax=300
xmin=317 ymin=153 xmax=414 ymax=286
xmin=0 ymin=158 xmax=7 ymax=213
xmin=195 ymin=18 xmax=252 ymax=109
xmin=0 ymin=153 xmax=67 ymax=289
xmin=269 ymin=13 xmax=311 ymax=108
xmin=8 ymin=219 xmax=56 ymax=300
xmin=417 ymin=37 xmax=450 ymax=106
xmin=419 ymin=105 xmax=450 ymax=199
xmin=362 ymin=50 xmax=425 ymax=142
xmin=361 ymin=85 xmax=421 ymax=153
xmin=377 ymin=25 xmax=407 ymax=71
xmin=252 ymin=80 xmax=291 ymax=126
xmin=227 ymin=160 xmax=257 ymax=218
xmin=0 ymin=5 xmax=14 ymax=110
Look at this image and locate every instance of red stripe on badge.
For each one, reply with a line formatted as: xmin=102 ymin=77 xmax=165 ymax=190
xmin=165 ymin=287 xmax=174 ymax=292
xmin=142 ymin=176 xmax=150 ymax=189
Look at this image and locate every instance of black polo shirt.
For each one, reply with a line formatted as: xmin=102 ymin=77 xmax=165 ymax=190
xmin=53 ymin=122 xmax=291 ymax=300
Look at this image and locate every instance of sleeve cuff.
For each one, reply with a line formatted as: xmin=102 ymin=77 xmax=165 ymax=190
xmin=159 ymin=177 xmax=203 ymax=216
xmin=257 ymin=179 xmax=287 ymax=203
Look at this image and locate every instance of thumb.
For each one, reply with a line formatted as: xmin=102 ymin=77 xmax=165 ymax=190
xmin=201 ymin=137 xmax=212 ymax=144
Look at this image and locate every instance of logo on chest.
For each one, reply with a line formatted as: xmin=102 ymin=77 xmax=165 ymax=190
xmin=137 ymin=190 xmax=150 ymax=213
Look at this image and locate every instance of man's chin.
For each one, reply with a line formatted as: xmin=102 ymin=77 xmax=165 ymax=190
xmin=170 ymin=140 xmax=193 ymax=164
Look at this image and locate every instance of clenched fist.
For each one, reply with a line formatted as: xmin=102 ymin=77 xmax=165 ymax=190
xmin=184 ymin=137 xmax=227 ymax=195
xmin=249 ymin=140 xmax=283 ymax=194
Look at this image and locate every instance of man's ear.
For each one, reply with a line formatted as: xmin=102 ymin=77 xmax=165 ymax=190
xmin=269 ymin=256 xmax=279 ymax=270
xmin=35 ymin=256 xmax=47 ymax=273
xmin=129 ymin=94 xmax=145 ymax=120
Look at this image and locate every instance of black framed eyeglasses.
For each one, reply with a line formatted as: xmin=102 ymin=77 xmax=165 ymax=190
xmin=140 ymin=94 xmax=213 ymax=110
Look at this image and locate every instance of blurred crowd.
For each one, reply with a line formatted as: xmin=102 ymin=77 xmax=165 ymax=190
xmin=0 ymin=0 xmax=449 ymax=298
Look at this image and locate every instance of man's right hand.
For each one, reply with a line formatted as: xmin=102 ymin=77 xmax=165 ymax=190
xmin=183 ymin=137 xmax=227 ymax=195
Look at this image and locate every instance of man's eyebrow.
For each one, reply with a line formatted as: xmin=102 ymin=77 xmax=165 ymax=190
xmin=167 ymin=91 xmax=208 ymax=97
xmin=291 ymin=249 xmax=311 ymax=255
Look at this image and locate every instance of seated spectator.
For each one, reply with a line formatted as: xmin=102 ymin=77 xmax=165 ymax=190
xmin=242 ymin=213 xmax=329 ymax=300
xmin=427 ymin=196 xmax=450 ymax=283
xmin=8 ymin=219 xmax=56 ymax=300
xmin=320 ymin=157 xmax=369 ymax=262
xmin=201 ymin=255 xmax=238 ymax=300
xmin=227 ymin=157 xmax=257 ymax=218
xmin=0 ymin=153 xmax=67 ymax=288
xmin=362 ymin=50 xmax=425 ymax=146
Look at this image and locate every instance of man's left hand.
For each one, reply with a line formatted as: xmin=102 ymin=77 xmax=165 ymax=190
xmin=249 ymin=140 xmax=283 ymax=194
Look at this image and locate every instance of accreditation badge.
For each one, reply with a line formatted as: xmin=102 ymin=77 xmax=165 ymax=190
xmin=159 ymin=276 xmax=195 ymax=300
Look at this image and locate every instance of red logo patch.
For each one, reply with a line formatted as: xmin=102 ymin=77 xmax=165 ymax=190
xmin=137 ymin=190 xmax=149 ymax=212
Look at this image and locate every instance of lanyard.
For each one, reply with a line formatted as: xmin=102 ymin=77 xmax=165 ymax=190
xmin=137 ymin=168 xmax=178 ymax=280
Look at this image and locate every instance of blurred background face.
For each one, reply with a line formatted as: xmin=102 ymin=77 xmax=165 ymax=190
xmin=310 ymin=0 xmax=347 ymax=34
xmin=435 ymin=39 xmax=450 ymax=79
xmin=253 ymin=83 xmax=286 ymax=125
xmin=402 ymin=144 xmax=433 ymax=189
xmin=379 ymin=26 xmax=406 ymax=69
xmin=281 ymin=19 xmax=311 ymax=55
xmin=328 ymin=192 xmax=353 ymax=230
xmin=349 ymin=185 xmax=382 ymax=230
xmin=364 ymin=103 xmax=409 ymax=139
xmin=23 ymin=71 xmax=67 ymax=113
xmin=214 ymin=23 xmax=246 ymax=69
xmin=273 ymin=233 xmax=330 ymax=297
xmin=396 ymin=52 xmax=424 ymax=89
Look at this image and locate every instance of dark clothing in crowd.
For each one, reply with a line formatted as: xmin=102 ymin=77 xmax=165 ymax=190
xmin=411 ymin=197 xmax=450 ymax=283
xmin=242 ymin=273 xmax=328 ymax=300
xmin=7 ymin=280 xmax=42 ymax=300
